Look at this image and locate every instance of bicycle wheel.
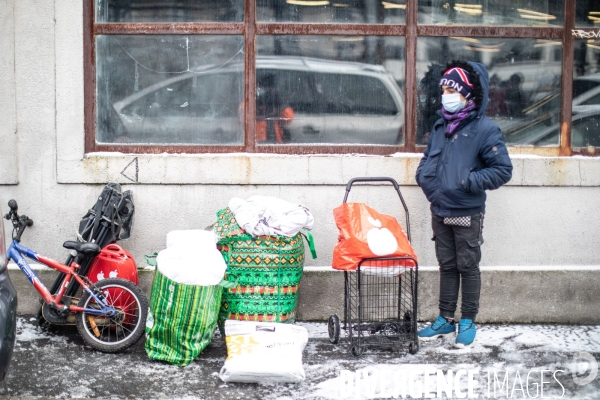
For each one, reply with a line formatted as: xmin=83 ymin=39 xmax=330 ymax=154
xmin=75 ymin=278 xmax=148 ymax=353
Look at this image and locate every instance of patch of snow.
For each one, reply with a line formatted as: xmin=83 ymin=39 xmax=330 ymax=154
xmin=14 ymin=318 xmax=69 ymax=344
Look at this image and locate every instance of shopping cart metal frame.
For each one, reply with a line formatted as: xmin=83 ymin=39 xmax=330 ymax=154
xmin=328 ymin=177 xmax=419 ymax=357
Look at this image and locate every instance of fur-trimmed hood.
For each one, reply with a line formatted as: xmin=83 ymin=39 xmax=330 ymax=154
xmin=444 ymin=60 xmax=489 ymax=116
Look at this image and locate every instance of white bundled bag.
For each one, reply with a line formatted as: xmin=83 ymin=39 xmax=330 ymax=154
xmin=228 ymin=195 xmax=314 ymax=237
xmin=219 ymin=320 xmax=308 ymax=384
xmin=156 ymin=230 xmax=226 ymax=286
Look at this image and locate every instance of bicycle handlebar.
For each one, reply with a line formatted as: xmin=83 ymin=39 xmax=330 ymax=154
xmin=8 ymin=199 xmax=17 ymax=212
xmin=4 ymin=199 xmax=33 ymax=242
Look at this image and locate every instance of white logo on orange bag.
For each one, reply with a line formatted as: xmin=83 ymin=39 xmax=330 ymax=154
xmin=366 ymin=216 xmax=398 ymax=256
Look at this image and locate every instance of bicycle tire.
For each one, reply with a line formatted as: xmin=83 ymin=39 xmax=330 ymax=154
xmin=75 ymin=278 xmax=148 ymax=353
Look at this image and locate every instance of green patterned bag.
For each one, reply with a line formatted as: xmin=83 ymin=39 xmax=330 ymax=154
xmin=214 ymin=208 xmax=316 ymax=332
xmin=145 ymin=268 xmax=234 ymax=366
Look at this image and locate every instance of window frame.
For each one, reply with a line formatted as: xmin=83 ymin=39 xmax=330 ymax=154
xmin=84 ymin=0 xmax=595 ymax=156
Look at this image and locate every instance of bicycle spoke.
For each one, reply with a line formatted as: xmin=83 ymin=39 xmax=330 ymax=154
xmin=120 ymin=307 xmax=139 ymax=319
xmin=107 ymin=288 xmax=126 ymax=305
xmin=115 ymin=322 xmax=134 ymax=334
xmin=119 ymin=297 xmax=138 ymax=311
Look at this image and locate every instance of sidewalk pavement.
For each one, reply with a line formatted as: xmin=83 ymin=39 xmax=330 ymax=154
xmin=0 ymin=317 xmax=599 ymax=400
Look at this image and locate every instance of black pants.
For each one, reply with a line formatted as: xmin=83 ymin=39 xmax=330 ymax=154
xmin=432 ymin=212 xmax=484 ymax=321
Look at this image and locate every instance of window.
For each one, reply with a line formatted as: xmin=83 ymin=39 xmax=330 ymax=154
xmin=96 ymin=35 xmax=244 ymax=145
xmin=85 ymin=1 xmax=599 ymax=156
xmin=572 ymin=37 xmax=600 ymax=152
xmin=257 ymin=0 xmax=407 ymax=24
xmin=95 ymin=0 xmax=244 ymax=23
xmin=416 ymin=37 xmax=563 ymax=146
xmin=418 ymin=0 xmax=564 ymax=26
xmin=256 ymin=35 xmax=405 ymax=145
xmin=576 ymin=0 xmax=600 ymax=27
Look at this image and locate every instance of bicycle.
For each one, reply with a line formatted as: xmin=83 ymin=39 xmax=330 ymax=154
xmin=4 ymin=199 xmax=148 ymax=353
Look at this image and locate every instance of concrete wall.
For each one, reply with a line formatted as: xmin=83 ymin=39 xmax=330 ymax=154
xmin=1 ymin=0 xmax=600 ymax=322
xmin=10 ymin=266 xmax=600 ymax=324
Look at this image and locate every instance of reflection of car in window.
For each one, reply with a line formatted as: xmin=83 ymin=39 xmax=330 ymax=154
xmin=112 ymin=69 xmax=243 ymax=144
xmin=572 ymin=73 xmax=600 ymax=115
xmin=259 ymin=57 xmax=403 ymax=144
xmin=109 ymin=56 xmax=404 ymax=145
xmin=513 ymin=111 xmax=600 ymax=147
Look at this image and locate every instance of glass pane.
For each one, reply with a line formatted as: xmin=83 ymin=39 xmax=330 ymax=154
xmin=572 ymin=39 xmax=600 ymax=149
xmin=416 ymin=37 xmax=563 ymax=146
xmin=418 ymin=0 xmax=564 ymax=26
xmin=576 ymin=0 xmax=600 ymax=27
xmin=256 ymin=35 xmax=405 ymax=145
xmin=95 ymin=0 xmax=244 ymax=23
xmin=257 ymin=0 xmax=406 ymax=24
xmin=96 ymin=35 xmax=245 ymax=145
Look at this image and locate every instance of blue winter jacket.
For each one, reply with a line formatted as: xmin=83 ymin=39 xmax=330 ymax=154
xmin=415 ymin=62 xmax=513 ymax=217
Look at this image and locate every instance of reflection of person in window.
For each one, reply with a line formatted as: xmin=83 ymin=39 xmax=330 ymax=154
xmin=487 ymin=73 xmax=506 ymax=117
xmin=255 ymin=74 xmax=294 ymax=144
xmin=502 ymin=73 xmax=526 ymax=117
xmin=417 ymin=63 xmax=445 ymax=145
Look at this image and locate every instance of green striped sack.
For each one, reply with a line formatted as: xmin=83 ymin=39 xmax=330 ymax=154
xmin=214 ymin=208 xmax=316 ymax=332
xmin=145 ymin=269 xmax=232 ymax=366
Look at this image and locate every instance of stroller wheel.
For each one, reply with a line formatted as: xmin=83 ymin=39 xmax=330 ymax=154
xmin=328 ymin=314 xmax=340 ymax=344
xmin=350 ymin=344 xmax=364 ymax=357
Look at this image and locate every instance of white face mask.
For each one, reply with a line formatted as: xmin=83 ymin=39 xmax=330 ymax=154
xmin=442 ymin=92 xmax=466 ymax=113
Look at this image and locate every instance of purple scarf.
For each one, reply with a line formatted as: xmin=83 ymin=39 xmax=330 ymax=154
xmin=442 ymin=101 xmax=477 ymax=137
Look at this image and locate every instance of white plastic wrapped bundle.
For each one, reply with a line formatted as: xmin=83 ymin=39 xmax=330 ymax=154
xmin=228 ymin=195 xmax=314 ymax=237
xmin=156 ymin=230 xmax=226 ymax=286
xmin=219 ymin=320 xmax=308 ymax=384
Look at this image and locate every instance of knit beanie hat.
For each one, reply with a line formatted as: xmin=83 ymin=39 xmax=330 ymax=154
xmin=439 ymin=67 xmax=474 ymax=99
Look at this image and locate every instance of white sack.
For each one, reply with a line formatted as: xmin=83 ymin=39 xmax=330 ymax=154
xmin=219 ymin=320 xmax=308 ymax=384
xmin=228 ymin=195 xmax=314 ymax=237
xmin=156 ymin=230 xmax=226 ymax=286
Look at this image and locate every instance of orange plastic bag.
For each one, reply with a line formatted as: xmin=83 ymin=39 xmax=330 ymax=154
xmin=332 ymin=202 xmax=417 ymax=271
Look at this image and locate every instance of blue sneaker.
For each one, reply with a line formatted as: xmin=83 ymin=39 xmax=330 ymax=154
xmin=455 ymin=319 xmax=476 ymax=348
xmin=418 ymin=316 xmax=455 ymax=341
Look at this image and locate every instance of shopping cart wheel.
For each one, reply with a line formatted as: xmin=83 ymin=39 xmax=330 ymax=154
xmin=350 ymin=344 xmax=364 ymax=357
xmin=328 ymin=314 xmax=340 ymax=344
xmin=409 ymin=341 xmax=419 ymax=355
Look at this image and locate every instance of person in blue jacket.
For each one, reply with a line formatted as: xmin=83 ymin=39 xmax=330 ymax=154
xmin=415 ymin=60 xmax=513 ymax=348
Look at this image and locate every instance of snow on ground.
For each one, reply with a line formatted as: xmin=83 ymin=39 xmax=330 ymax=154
xmin=14 ymin=317 xmax=70 ymax=343
xmin=2 ymin=318 xmax=599 ymax=399
xmin=302 ymin=323 xmax=600 ymax=400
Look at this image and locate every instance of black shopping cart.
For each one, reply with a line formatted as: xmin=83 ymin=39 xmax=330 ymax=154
xmin=328 ymin=177 xmax=419 ymax=357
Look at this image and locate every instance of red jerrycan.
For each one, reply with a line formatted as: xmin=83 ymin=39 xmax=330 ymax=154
xmin=87 ymin=244 xmax=138 ymax=285
xmin=86 ymin=244 xmax=139 ymax=330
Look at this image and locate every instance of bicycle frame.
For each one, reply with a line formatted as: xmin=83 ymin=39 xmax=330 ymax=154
xmin=7 ymin=240 xmax=116 ymax=317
